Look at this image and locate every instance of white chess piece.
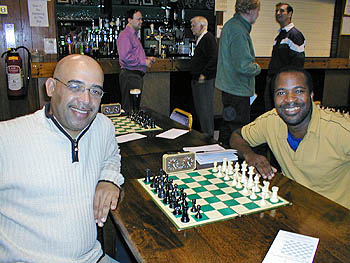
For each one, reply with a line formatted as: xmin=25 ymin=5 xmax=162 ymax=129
xmin=262 ymin=180 xmax=270 ymax=198
xmin=217 ymin=165 xmax=222 ymax=177
xmin=223 ymin=168 xmax=230 ymax=181
xmin=236 ymin=175 xmax=242 ymax=189
xmin=270 ymin=186 xmax=279 ymax=203
xmin=212 ymin=161 xmax=218 ymax=173
xmin=241 ymin=181 xmax=249 ymax=195
xmin=231 ymin=174 xmax=237 ymax=186
xmin=222 ymin=158 xmax=227 ymax=171
xmin=259 ymin=192 xmax=267 ymax=206
xmin=253 ymin=175 xmax=260 ymax=193
xmin=249 ymin=190 xmax=257 ymax=200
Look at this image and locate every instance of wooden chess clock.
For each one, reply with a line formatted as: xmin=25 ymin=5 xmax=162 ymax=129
xmin=101 ymin=103 xmax=121 ymax=116
xmin=162 ymin=152 xmax=196 ymax=174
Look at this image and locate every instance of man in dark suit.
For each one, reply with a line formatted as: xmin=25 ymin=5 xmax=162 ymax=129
xmin=190 ymin=16 xmax=218 ymax=137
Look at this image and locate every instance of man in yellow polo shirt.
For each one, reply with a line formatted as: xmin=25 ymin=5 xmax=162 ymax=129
xmin=230 ymin=66 xmax=350 ymax=209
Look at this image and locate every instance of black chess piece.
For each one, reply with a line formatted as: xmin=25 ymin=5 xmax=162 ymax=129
xmin=158 ymin=184 xmax=165 ymax=198
xmin=150 ymin=174 xmax=156 ymax=188
xmin=173 ymin=204 xmax=182 ymax=216
xmin=169 ymin=192 xmax=176 ymax=209
xmin=144 ymin=168 xmax=151 ymax=183
xmin=181 ymin=205 xmax=190 ymax=223
xmin=195 ymin=205 xmax=202 ymax=219
xmin=191 ymin=199 xmax=197 ymax=213
xmin=163 ymin=190 xmax=170 ymax=204
xmin=174 ymin=184 xmax=179 ymax=197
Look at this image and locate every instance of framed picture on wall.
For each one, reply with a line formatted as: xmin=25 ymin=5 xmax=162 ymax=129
xmin=142 ymin=0 xmax=153 ymax=6
xmin=129 ymin=0 xmax=139 ymax=5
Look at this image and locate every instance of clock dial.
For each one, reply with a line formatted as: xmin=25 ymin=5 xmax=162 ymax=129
xmin=182 ymin=156 xmax=194 ymax=168
xmin=167 ymin=158 xmax=180 ymax=171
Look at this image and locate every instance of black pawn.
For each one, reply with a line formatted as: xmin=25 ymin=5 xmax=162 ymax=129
xmin=173 ymin=204 xmax=182 ymax=216
xmin=163 ymin=190 xmax=170 ymax=204
xmin=150 ymin=175 xmax=156 ymax=188
xmin=195 ymin=205 xmax=202 ymax=219
xmin=191 ymin=199 xmax=197 ymax=213
xmin=158 ymin=184 xmax=165 ymax=198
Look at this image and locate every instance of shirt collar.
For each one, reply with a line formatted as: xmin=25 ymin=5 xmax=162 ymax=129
xmin=196 ymin=30 xmax=207 ymax=46
xmin=279 ymin=23 xmax=294 ymax=33
xmin=277 ymin=102 xmax=318 ymax=138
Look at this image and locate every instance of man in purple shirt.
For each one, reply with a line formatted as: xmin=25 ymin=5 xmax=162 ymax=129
xmin=117 ymin=9 xmax=155 ymax=112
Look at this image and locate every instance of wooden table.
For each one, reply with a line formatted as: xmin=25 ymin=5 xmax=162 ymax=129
xmin=118 ymin=109 xmax=217 ymax=158
xmin=112 ymin=153 xmax=350 ymax=263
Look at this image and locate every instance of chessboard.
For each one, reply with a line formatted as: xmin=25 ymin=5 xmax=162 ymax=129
xmin=137 ymin=164 xmax=290 ymax=231
xmin=109 ymin=111 xmax=162 ymax=136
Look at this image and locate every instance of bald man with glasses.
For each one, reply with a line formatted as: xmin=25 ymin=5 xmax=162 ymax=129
xmin=0 ymin=54 xmax=123 ymax=262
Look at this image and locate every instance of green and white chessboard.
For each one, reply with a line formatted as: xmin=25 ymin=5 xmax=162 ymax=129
xmin=110 ymin=116 xmax=162 ymax=135
xmin=137 ymin=168 xmax=290 ymax=231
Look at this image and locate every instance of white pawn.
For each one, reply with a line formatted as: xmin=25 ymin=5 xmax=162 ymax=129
xmin=212 ymin=161 xmax=218 ymax=173
xmin=253 ymin=175 xmax=260 ymax=193
xmin=223 ymin=168 xmax=230 ymax=181
xmin=241 ymin=181 xmax=249 ymax=195
xmin=262 ymin=181 xmax=270 ymax=199
xmin=259 ymin=192 xmax=267 ymax=206
xmin=228 ymin=161 xmax=234 ymax=175
xmin=217 ymin=165 xmax=223 ymax=177
xmin=234 ymin=162 xmax=240 ymax=173
xmin=231 ymin=174 xmax=237 ymax=187
xmin=236 ymin=175 xmax=242 ymax=189
xmin=249 ymin=190 xmax=257 ymax=200
xmin=270 ymin=186 xmax=279 ymax=203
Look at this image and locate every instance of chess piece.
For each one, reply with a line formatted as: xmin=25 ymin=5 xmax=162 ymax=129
xmin=144 ymin=168 xmax=151 ymax=183
xmin=223 ymin=168 xmax=230 ymax=181
xmin=249 ymin=190 xmax=257 ymax=200
xmin=270 ymin=186 xmax=279 ymax=203
xmin=241 ymin=181 xmax=249 ymax=195
xmin=212 ymin=161 xmax=218 ymax=173
xmin=259 ymin=192 xmax=267 ymax=206
xmin=217 ymin=165 xmax=223 ymax=177
xmin=195 ymin=205 xmax=202 ymax=219
xmin=181 ymin=205 xmax=190 ymax=223
xmin=173 ymin=204 xmax=182 ymax=216
xmin=191 ymin=199 xmax=197 ymax=213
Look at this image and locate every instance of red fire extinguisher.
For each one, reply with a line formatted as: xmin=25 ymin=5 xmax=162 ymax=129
xmin=1 ymin=46 xmax=31 ymax=99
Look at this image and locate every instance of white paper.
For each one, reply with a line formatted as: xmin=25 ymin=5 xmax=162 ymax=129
xmin=196 ymin=150 xmax=238 ymax=165
xmin=155 ymin=128 xmax=189 ymax=139
xmin=116 ymin=133 xmax=146 ymax=144
xmin=183 ymin=144 xmax=225 ymax=153
xmin=44 ymin=38 xmax=57 ymax=54
xmin=28 ymin=0 xmax=49 ymax=27
xmin=263 ymin=230 xmax=319 ymax=263
xmin=250 ymin=93 xmax=258 ymax=105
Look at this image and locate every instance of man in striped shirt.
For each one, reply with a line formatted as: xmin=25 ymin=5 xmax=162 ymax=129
xmin=265 ymin=2 xmax=305 ymax=111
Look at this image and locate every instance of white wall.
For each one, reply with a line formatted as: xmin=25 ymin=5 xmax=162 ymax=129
xmin=221 ymin=0 xmax=335 ymax=57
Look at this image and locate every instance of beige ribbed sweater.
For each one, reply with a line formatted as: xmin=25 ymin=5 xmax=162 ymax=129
xmin=0 ymin=107 xmax=124 ymax=262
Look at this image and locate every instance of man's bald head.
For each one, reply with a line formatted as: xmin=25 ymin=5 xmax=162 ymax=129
xmin=46 ymin=54 xmax=104 ymax=138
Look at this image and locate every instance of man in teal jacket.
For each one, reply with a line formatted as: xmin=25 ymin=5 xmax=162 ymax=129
xmin=216 ymin=0 xmax=261 ymax=147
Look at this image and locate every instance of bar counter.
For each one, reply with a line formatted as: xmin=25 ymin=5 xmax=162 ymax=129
xmin=31 ymin=57 xmax=350 ymax=119
xmin=31 ymin=57 xmax=350 ymax=78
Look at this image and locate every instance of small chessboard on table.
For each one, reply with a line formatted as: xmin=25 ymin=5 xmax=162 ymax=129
xmin=137 ymin=163 xmax=290 ymax=231
xmin=109 ymin=111 xmax=162 ymax=136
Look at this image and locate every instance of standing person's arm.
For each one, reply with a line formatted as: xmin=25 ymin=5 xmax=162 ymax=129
xmin=288 ymin=31 xmax=305 ymax=67
xmin=230 ymin=32 xmax=261 ymax=77
xmin=230 ymin=128 xmax=277 ymax=179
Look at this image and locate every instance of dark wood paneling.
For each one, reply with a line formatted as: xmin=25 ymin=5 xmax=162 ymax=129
xmin=0 ymin=0 xmax=56 ymax=121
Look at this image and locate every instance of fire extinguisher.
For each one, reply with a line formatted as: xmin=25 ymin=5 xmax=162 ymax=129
xmin=1 ymin=46 xmax=31 ymax=99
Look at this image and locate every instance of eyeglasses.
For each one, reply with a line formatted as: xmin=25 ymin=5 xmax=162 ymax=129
xmin=54 ymin=78 xmax=104 ymax=98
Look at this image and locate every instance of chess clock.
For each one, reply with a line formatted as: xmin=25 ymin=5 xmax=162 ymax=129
xmin=162 ymin=152 xmax=196 ymax=174
xmin=101 ymin=103 xmax=121 ymax=117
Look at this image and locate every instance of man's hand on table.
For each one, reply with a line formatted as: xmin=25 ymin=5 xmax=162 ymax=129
xmin=244 ymin=152 xmax=277 ymax=180
xmin=93 ymin=181 xmax=121 ymax=227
